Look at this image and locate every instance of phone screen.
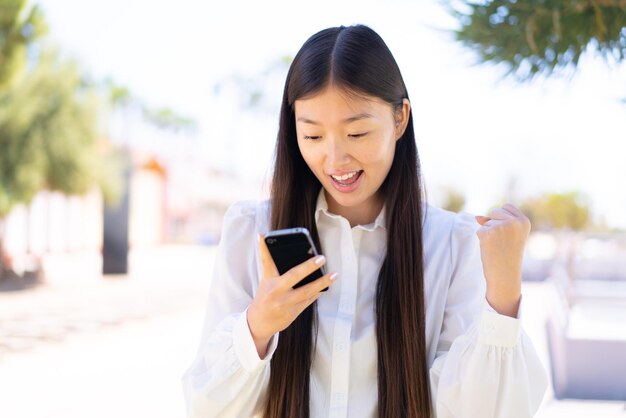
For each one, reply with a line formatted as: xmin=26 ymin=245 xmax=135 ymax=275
xmin=265 ymin=228 xmax=327 ymax=290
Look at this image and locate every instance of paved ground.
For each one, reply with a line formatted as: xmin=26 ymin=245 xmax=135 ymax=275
xmin=0 ymin=246 xmax=215 ymax=359
xmin=0 ymin=245 xmax=624 ymax=417
xmin=0 ymin=245 xmax=214 ymax=418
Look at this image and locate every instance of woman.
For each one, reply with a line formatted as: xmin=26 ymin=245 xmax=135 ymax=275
xmin=182 ymin=24 xmax=548 ymax=418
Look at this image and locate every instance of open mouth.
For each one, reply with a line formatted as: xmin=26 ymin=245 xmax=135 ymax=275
xmin=329 ymin=170 xmax=364 ymax=190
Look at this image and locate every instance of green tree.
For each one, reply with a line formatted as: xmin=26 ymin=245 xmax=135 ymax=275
xmin=0 ymin=48 xmax=120 ymax=281
xmin=520 ymin=191 xmax=591 ymax=230
xmin=0 ymin=1 xmax=193 ymax=283
xmin=0 ymin=0 xmax=47 ymax=89
xmin=0 ymin=50 xmax=113 ymax=213
xmin=448 ymin=0 xmax=626 ymax=80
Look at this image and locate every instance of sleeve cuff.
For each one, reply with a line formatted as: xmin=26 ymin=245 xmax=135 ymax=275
xmin=232 ymin=308 xmax=279 ymax=373
xmin=484 ymin=294 xmax=524 ymax=319
xmin=478 ymin=307 xmax=521 ymax=348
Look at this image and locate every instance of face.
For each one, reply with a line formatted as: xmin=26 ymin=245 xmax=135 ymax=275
xmin=294 ymin=85 xmax=410 ymax=225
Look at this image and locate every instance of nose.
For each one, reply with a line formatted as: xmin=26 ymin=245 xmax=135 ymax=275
xmin=325 ymin=137 xmax=351 ymax=166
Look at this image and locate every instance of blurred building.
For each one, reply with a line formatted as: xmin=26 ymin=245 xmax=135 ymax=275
xmin=3 ymin=150 xmax=262 ymax=283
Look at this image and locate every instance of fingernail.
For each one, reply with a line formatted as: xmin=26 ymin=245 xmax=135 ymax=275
xmin=315 ymin=255 xmax=325 ymax=265
xmin=329 ymin=272 xmax=338 ymax=281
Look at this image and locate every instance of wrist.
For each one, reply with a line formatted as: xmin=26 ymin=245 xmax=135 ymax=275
xmin=486 ymin=293 xmax=521 ymax=318
xmin=246 ymin=307 xmax=272 ymax=358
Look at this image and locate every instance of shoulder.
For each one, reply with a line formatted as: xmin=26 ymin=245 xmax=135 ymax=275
xmin=422 ymin=204 xmax=482 ymax=284
xmin=223 ymin=198 xmax=269 ymax=219
xmin=423 ymin=202 xmax=479 ymax=245
xmin=222 ymin=198 xmax=272 ymax=236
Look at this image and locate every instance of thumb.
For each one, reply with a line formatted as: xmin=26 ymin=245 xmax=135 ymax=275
xmin=258 ymin=234 xmax=279 ymax=279
xmin=475 ymin=215 xmax=491 ymax=226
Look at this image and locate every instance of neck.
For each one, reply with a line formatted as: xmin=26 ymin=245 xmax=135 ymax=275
xmin=324 ymin=190 xmax=383 ymax=228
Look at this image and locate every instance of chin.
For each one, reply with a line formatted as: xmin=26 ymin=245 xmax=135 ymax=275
xmin=326 ymin=189 xmax=366 ymax=207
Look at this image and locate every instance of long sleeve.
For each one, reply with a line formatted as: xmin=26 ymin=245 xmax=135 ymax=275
xmin=429 ymin=211 xmax=548 ymax=418
xmin=181 ymin=201 xmax=278 ymax=418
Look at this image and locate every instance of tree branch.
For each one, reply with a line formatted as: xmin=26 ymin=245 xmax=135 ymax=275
xmin=594 ymin=0 xmax=626 ymax=7
xmin=552 ymin=8 xmax=562 ymax=41
xmin=588 ymin=0 xmax=608 ymax=42
xmin=525 ymin=14 xmax=539 ymax=53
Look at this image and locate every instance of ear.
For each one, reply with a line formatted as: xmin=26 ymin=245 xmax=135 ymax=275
xmin=394 ymin=98 xmax=411 ymax=141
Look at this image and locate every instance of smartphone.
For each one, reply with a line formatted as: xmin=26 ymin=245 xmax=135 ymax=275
xmin=264 ymin=227 xmax=328 ymax=291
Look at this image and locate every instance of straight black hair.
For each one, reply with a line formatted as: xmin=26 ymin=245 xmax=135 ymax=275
xmin=267 ymin=24 xmax=431 ymax=418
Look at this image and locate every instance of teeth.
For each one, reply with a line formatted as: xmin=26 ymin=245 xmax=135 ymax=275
xmin=331 ymin=171 xmax=359 ymax=181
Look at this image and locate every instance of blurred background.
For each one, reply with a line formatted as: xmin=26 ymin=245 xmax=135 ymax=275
xmin=0 ymin=0 xmax=625 ymax=416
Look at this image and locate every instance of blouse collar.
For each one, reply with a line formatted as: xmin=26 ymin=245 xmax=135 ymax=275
xmin=314 ymin=188 xmax=387 ymax=231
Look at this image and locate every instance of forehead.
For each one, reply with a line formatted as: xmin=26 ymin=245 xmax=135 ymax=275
xmin=294 ymin=86 xmax=391 ymax=123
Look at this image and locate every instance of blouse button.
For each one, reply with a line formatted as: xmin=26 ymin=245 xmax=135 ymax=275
xmin=332 ymin=393 xmax=346 ymax=404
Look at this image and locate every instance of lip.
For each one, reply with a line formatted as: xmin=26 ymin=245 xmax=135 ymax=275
xmin=327 ymin=169 xmax=362 ymax=177
xmin=328 ymin=170 xmax=364 ymax=193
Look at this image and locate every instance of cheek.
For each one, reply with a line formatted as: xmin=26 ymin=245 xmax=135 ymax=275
xmin=358 ymin=139 xmax=396 ymax=166
xmin=297 ymin=142 xmax=321 ymax=171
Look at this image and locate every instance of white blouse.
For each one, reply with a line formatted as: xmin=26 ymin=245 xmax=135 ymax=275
xmin=181 ymin=190 xmax=548 ymax=418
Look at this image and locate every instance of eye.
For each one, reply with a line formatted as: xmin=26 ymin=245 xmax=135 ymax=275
xmin=348 ymin=132 xmax=368 ymax=139
xmin=303 ymin=135 xmax=321 ymax=141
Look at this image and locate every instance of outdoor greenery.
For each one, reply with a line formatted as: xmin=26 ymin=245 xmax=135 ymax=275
xmin=0 ymin=49 xmax=111 ymax=217
xmin=520 ymin=191 xmax=592 ymax=231
xmin=0 ymin=0 xmax=121 ymax=282
xmin=1 ymin=0 xmax=198 ymax=283
xmin=0 ymin=0 xmax=45 ymax=281
xmin=449 ymin=1 xmax=622 ymax=231
xmin=448 ymin=0 xmax=626 ymax=80
xmin=0 ymin=0 xmax=47 ymax=89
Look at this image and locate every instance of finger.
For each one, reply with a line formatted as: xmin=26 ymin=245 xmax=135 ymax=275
xmin=487 ymin=207 xmax=516 ymax=220
xmin=502 ymin=203 xmax=525 ymax=218
xmin=478 ymin=218 xmax=509 ymax=233
xmin=293 ymin=290 xmax=323 ymax=315
xmin=475 ymin=215 xmax=491 ymax=225
xmin=258 ymin=234 xmax=279 ymax=279
xmin=281 ymin=254 xmax=327 ymax=290
xmin=502 ymin=204 xmax=532 ymax=233
xmin=289 ymin=272 xmax=338 ymax=304
xmin=476 ymin=215 xmax=507 ymax=238
xmin=498 ymin=203 xmax=520 ymax=217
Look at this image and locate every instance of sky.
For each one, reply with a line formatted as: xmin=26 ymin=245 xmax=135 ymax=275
xmin=35 ymin=0 xmax=626 ymax=229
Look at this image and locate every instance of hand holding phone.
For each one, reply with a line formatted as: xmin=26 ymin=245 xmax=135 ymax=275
xmin=246 ymin=228 xmax=338 ymax=358
xmin=264 ymin=227 xmax=328 ymax=290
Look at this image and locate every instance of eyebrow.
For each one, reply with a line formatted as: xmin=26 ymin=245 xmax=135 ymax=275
xmin=296 ymin=112 xmax=374 ymax=125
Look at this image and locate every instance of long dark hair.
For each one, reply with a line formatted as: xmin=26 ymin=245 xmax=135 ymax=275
xmin=266 ymin=24 xmax=430 ymax=418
